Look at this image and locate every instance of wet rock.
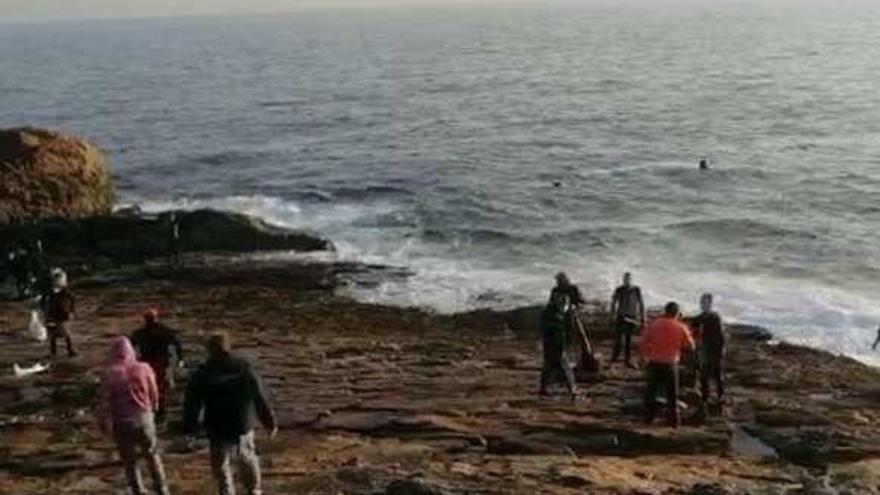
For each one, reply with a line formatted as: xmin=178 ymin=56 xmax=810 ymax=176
xmin=0 ymin=208 xmax=333 ymax=264
xmin=486 ymin=436 xmax=575 ymax=456
xmin=67 ymin=475 xmax=110 ymax=493
xmin=0 ymin=127 xmax=114 ymax=224
xmin=383 ymin=479 xmax=452 ymax=495
xmin=751 ymin=428 xmax=834 ymax=467
xmin=726 ymin=323 xmax=773 ymax=342
xmin=678 ymin=483 xmax=735 ymax=495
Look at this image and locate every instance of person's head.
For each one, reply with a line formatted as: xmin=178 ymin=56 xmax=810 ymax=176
xmin=549 ymin=291 xmax=571 ymax=314
xmin=206 ymin=332 xmax=231 ymax=358
xmin=143 ymin=308 xmax=159 ymax=324
xmin=623 ymin=272 xmax=632 ymax=286
xmin=663 ymin=301 xmax=680 ymax=319
xmin=109 ymin=336 xmax=136 ymax=365
xmin=51 ymin=268 xmax=67 ymax=290
xmin=700 ymin=293 xmax=713 ymax=313
xmin=555 ymin=272 xmax=570 ymax=287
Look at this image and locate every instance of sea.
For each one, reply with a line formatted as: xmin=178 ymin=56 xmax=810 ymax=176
xmin=2 ymin=1 xmax=879 ymax=365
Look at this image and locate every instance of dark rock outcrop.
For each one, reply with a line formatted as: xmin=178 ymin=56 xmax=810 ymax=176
xmin=0 ymin=209 xmax=333 ymax=264
xmin=0 ymin=128 xmax=114 ymax=224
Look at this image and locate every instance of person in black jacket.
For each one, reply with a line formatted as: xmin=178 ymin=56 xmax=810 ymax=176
xmin=609 ymin=272 xmax=645 ymax=368
xmin=131 ymin=308 xmax=184 ymax=422
xmin=184 ymin=332 xmax=276 ymax=495
xmin=691 ymin=293 xmax=725 ymax=404
xmin=539 ymin=292 xmax=578 ymax=401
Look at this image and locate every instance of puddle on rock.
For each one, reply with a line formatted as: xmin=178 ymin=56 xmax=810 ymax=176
xmin=729 ymin=424 xmax=778 ymax=459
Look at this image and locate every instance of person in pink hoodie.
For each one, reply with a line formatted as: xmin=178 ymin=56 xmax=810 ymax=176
xmin=99 ymin=337 xmax=171 ymax=495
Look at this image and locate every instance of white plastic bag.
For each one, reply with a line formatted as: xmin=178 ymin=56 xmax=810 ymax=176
xmin=27 ymin=310 xmax=47 ymax=342
xmin=13 ymin=362 xmax=50 ymax=378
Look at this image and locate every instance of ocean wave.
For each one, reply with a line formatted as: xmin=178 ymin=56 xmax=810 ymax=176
xmin=127 ymin=193 xmax=880 ymax=367
xmin=331 ymin=185 xmax=413 ymax=200
xmin=258 ymin=99 xmax=307 ymax=108
xmin=668 ymin=218 xmax=818 ymax=241
xmin=421 ymin=227 xmax=514 ymax=244
xmin=192 ymin=150 xmax=274 ymax=167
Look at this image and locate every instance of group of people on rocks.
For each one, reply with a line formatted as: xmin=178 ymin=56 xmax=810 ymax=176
xmin=12 ymin=261 xmax=879 ymax=495
xmin=19 ymin=262 xmax=271 ymax=495
xmin=98 ymin=313 xmax=276 ymax=495
xmin=540 ymin=271 xmax=726 ymax=428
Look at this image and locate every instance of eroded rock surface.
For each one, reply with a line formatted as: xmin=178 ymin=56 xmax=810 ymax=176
xmin=0 ymin=128 xmax=114 ymax=224
xmin=0 ymin=259 xmax=878 ymax=494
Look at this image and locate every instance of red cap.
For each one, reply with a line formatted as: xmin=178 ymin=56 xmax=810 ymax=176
xmin=144 ymin=308 xmax=160 ymax=321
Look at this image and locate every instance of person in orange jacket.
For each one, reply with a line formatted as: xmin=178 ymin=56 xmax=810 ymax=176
xmin=640 ymin=301 xmax=695 ymax=428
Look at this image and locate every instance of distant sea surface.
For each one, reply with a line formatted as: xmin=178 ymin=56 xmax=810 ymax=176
xmin=3 ymin=2 xmax=880 ymax=364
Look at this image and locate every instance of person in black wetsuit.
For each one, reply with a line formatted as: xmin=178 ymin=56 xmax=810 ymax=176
xmin=539 ymin=292 xmax=578 ymax=400
xmin=610 ymin=272 xmax=645 ymax=368
xmin=551 ymin=272 xmax=586 ymax=307
xmin=872 ymin=325 xmax=880 ymax=351
xmin=131 ymin=308 xmax=185 ymax=422
xmin=550 ymin=272 xmax=598 ymax=370
xmin=691 ymin=293 xmax=725 ymax=404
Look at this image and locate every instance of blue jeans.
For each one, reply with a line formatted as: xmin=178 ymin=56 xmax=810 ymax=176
xmin=210 ymin=431 xmax=262 ymax=495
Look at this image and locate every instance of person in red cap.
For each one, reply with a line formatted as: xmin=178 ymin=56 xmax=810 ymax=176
xmin=640 ymin=301 xmax=695 ymax=428
xmin=131 ymin=308 xmax=184 ymax=423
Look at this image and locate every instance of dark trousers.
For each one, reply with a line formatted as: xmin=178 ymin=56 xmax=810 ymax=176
xmin=611 ymin=318 xmax=637 ymax=363
xmin=146 ymin=361 xmax=173 ymax=419
xmin=47 ymin=322 xmax=75 ymax=357
xmin=644 ymin=363 xmax=680 ymax=426
xmin=700 ymin=353 xmax=724 ymax=401
xmin=540 ymin=331 xmax=575 ymax=394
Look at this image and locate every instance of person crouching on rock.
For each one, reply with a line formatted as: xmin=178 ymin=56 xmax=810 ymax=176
xmin=45 ymin=268 xmax=77 ymax=358
xmin=98 ymin=337 xmax=171 ymax=495
xmin=640 ymin=302 xmax=695 ymax=428
xmin=131 ymin=308 xmax=185 ymax=423
xmin=184 ymin=332 xmax=277 ymax=495
xmin=539 ymin=292 xmax=579 ymax=401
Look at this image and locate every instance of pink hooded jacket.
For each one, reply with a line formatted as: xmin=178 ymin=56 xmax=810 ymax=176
xmin=99 ymin=337 xmax=159 ymax=429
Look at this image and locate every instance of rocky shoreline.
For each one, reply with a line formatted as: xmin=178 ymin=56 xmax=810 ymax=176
xmin=1 ymin=254 xmax=879 ymax=495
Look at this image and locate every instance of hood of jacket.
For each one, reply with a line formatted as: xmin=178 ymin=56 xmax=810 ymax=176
xmin=109 ymin=336 xmax=137 ymax=365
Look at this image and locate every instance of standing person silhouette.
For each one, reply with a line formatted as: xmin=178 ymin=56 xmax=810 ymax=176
xmin=98 ymin=337 xmax=171 ymax=495
xmin=184 ymin=332 xmax=276 ymax=495
xmin=45 ymin=268 xmax=77 ymax=358
xmin=539 ymin=292 xmax=578 ymax=401
xmin=131 ymin=308 xmax=184 ymax=423
xmin=872 ymin=325 xmax=880 ymax=351
xmin=610 ymin=272 xmax=645 ymax=368
xmin=641 ymin=302 xmax=695 ymax=428
xmin=691 ymin=293 xmax=726 ymax=406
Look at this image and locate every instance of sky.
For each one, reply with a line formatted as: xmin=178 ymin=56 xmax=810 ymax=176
xmin=0 ymin=0 xmax=543 ymax=22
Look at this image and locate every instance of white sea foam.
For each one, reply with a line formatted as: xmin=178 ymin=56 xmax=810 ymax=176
xmin=133 ymin=194 xmax=880 ymax=367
